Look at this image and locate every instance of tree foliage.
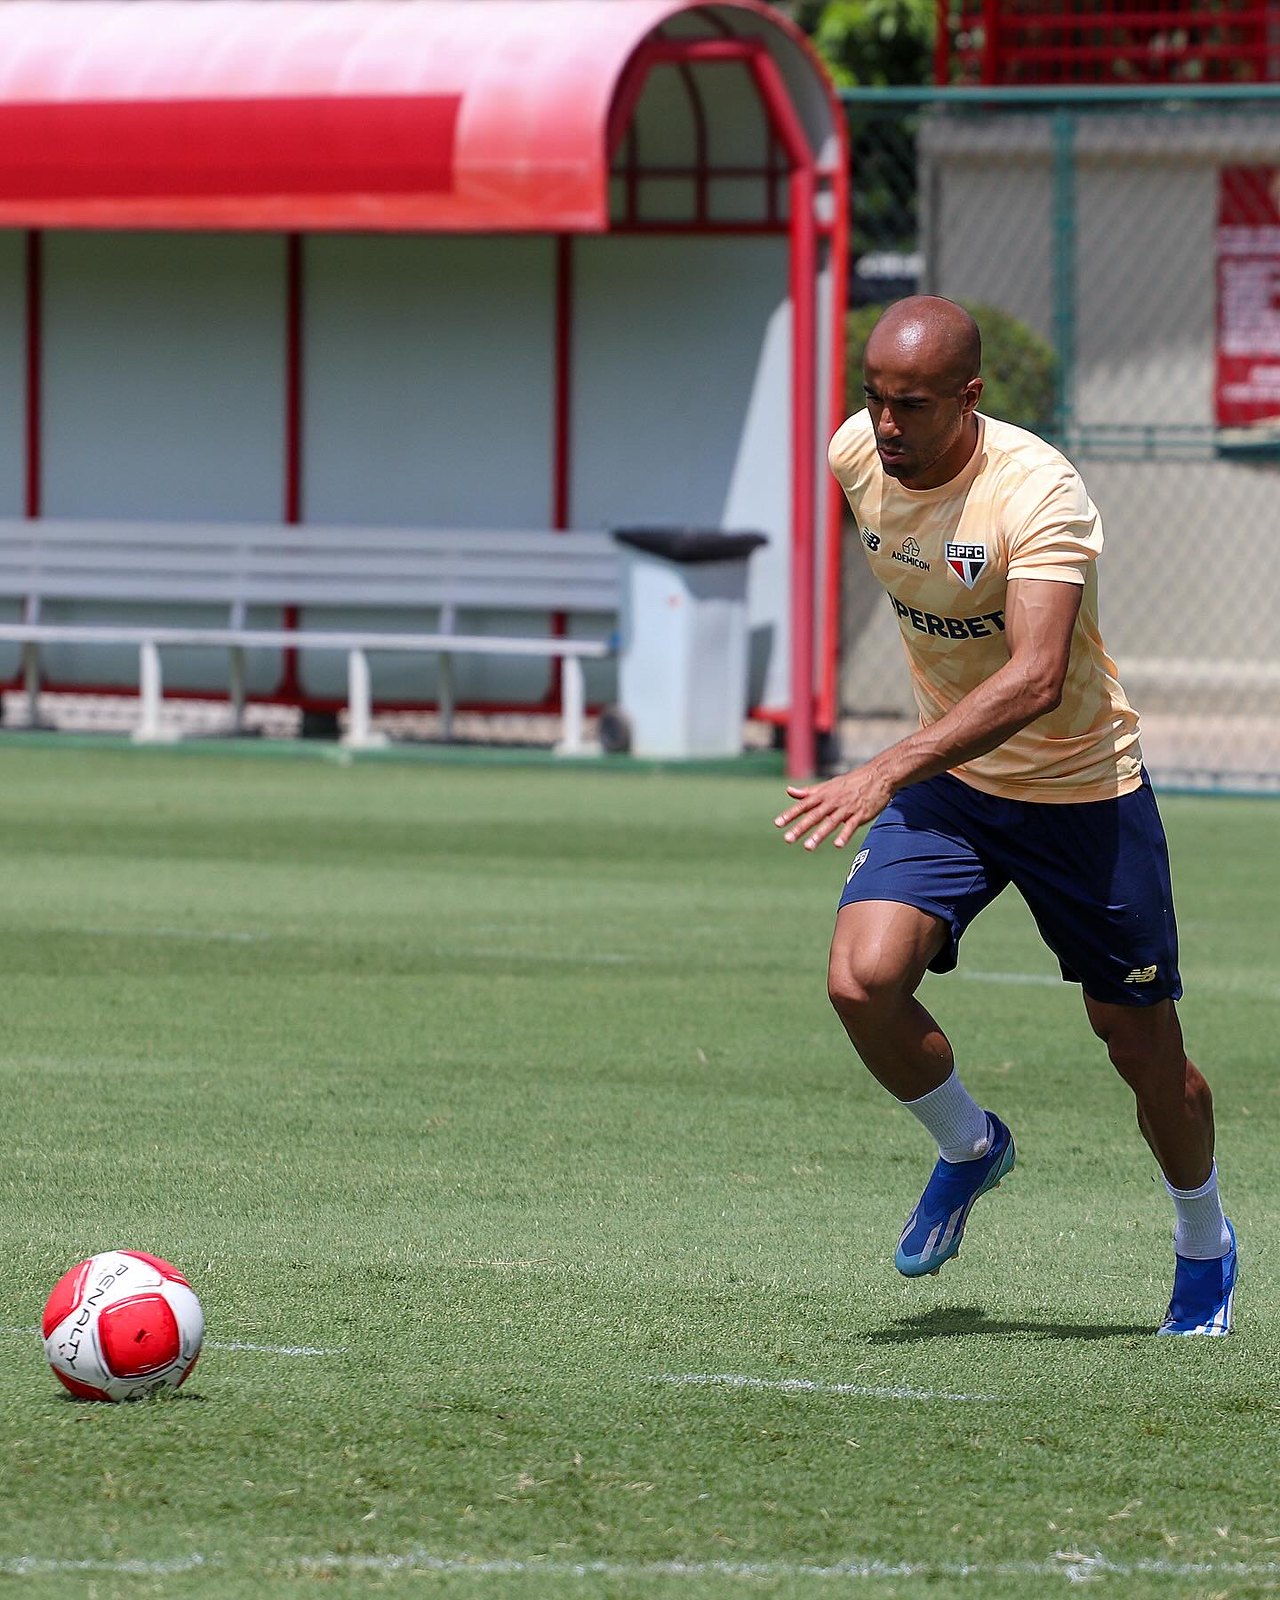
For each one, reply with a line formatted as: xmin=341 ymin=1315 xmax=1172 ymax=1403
xmin=785 ymin=0 xmax=935 ymax=88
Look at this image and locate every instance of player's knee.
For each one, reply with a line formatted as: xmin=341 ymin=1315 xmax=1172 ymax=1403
xmin=1089 ymin=1000 xmax=1185 ymax=1089
xmin=1100 ymin=1021 xmax=1162 ymax=1086
xmin=826 ymin=946 xmax=912 ymax=1020
xmin=1104 ymin=1028 xmax=1207 ymax=1117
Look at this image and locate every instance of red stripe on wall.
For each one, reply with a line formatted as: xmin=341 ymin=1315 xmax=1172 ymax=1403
xmin=0 ymin=97 xmax=460 ymax=200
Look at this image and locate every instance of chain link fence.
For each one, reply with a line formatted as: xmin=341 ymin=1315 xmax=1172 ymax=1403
xmin=838 ymin=86 xmax=1280 ymax=792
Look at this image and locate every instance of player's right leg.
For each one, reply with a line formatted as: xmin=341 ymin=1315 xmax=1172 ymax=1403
xmin=827 ymin=899 xmax=1016 ymax=1277
xmin=827 ymin=778 xmax=1014 ymax=1277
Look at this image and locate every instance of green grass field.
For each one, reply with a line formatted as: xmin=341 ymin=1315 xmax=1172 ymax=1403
xmin=0 ymin=744 xmax=1275 ymax=1599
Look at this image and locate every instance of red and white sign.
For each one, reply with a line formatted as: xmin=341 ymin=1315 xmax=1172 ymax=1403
xmin=1216 ymin=167 xmax=1280 ymax=431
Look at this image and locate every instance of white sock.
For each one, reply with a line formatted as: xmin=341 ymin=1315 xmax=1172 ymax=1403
xmin=902 ymin=1069 xmax=990 ymax=1163
xmin=1165 ymin=1162 xmax=1231 ymax=1259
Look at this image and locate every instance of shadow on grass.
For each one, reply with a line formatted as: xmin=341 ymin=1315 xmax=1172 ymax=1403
xmin=864 ymin=1305 xmax=1150 ymax=1344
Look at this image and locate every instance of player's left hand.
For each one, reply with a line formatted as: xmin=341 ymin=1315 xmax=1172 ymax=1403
xmin=774 ymin=764 xmax=895 ymax=850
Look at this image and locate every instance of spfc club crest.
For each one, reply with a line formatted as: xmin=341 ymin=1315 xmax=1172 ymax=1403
xmin=945 ymin=541 xmax=987 ymax=588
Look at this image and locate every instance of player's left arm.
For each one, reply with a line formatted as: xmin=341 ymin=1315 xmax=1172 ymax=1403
xmin=776 ymin=576 xmax=1083 ymax=850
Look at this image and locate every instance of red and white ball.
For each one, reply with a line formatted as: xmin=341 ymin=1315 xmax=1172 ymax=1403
xmin=42 ymin=1251 xmax=204 ymax=1402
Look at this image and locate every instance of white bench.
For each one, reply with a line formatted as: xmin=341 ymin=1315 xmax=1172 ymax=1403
xmin=0 ymin=520 xmax=621 ymax=751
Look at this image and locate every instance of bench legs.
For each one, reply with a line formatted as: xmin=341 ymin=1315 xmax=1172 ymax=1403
xmin=229 ymin=645 xmax=247 ymax=735
xmin=131 ymin=641 xmax=181 ymax=744
xmin=553 ymin=656 xmax=599 ymax=758
xmin=438 ymin=651 xmax=455 ymax=742
xmin=115 ymin=641 xmax=598 ymax=754
xmin=22 ymin=640 xmax=41 ymax=729
xmin=340 ymin=648 xmax=389 ymax=751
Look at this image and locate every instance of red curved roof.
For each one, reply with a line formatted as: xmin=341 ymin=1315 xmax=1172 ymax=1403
xmin=0 ymin=0 xmax=834 ymax=231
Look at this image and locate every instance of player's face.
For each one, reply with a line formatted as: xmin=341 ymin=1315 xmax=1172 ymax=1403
xmin=862 ymin=352 xmax=982 ymax=490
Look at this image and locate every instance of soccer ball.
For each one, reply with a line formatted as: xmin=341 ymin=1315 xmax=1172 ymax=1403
xmin=42 ymin=1250 xmax=204 ymax=1402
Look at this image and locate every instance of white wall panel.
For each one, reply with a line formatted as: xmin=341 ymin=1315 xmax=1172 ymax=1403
xmin=301 ymin=234 xmax=557 ymax=704
xmin=303 ymin=235 xmax=556 ymax=530
xmin=42 ymin=232 xmax=285 ymax=520
xmin=572 ymin=235 xmax=792 ymax=709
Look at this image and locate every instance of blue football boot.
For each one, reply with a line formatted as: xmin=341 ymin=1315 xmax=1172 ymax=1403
xmin=1157 ymin=1221 xmax=1237 ymax=1336
xmin=895 ymin=1112 xmax=1015 ymax=1278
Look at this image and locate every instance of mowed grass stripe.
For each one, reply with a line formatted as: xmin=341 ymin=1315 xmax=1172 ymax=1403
xmin=0 ymin=748 xmax=1272 ymax=1599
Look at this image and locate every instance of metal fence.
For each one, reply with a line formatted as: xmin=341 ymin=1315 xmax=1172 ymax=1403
xmin=837 ymin=84 xmax=1280 ymax=792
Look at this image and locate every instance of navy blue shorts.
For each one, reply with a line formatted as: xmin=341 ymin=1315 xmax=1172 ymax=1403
xmin=837 ymin=770 xmax=1181 ymax=1006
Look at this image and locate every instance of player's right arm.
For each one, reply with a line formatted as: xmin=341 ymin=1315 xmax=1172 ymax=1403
xmin=775 ymin=575 xmax=1082 ymax=850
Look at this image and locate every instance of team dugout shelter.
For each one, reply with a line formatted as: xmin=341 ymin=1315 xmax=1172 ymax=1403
xmin=0 ymin=0 xmax=847 ymax=774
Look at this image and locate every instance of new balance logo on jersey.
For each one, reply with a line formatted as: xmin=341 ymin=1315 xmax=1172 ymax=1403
xmin=845 ymin=847 xmax=869 ymax=884
xmin=1124 ymin=965 xmax=1158 ymax=985
xmin=945 ymin=541 xmax=988 ymax=588
xmin=861 ymin=525 xmax=881 ymax=551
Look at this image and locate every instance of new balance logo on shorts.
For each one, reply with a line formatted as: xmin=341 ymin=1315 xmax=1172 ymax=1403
xmin=1124 ymin=964 xmax=1158 ymax=984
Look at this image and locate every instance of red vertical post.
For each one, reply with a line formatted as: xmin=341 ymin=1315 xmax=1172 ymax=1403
xmin=819 ymin=167 xmax=850 ymax=740
xmin=786 ymin=165 xmax=817 ymax=781
xmin=980 ymin=0 xmax=1001 ymax=85
xmin=553 ymin=235 xmax=573 ymax=532
xmin=24 ymin=230 xmax=41 ymax=519
xmin=539 ymin=234 xmax=575 ymax=712
xmin=284 ymin=232 xmax=303 ymax=526
xmin=281 ymin=232 xmax=304 ymax=700
xmin=750 ymin=47 xmax=819 ymax=781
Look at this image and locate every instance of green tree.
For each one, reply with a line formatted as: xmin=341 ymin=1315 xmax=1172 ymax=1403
xmin=784 ymin=0 xmax=935 ymax=88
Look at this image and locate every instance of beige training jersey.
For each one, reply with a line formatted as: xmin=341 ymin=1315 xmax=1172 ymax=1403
xmin=829 ymin=410 xmax=1142 ymax=803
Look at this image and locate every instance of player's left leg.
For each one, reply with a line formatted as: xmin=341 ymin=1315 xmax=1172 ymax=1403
xmin=1000 ymin=773 xmax=1235 ymax=1334
xmin=1084 ymin=995 xmax=1235 ymax=1336
xmin=1083 ymin=995 xmax=1212 ymax=1188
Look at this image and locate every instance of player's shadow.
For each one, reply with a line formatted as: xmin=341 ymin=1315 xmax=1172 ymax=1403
xmin=864 ymin=1305 xmax=1150 ymax=1343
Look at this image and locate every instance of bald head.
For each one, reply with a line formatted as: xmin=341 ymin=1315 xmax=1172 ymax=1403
xmin=860 ymin=297 xmax=984 ymax=489
xmin=865 ymin=296 xmax=982 ymax=391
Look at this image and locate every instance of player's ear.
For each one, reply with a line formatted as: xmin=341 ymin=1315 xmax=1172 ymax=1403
xmin=960 ymin=376 xmax=983 ymax=417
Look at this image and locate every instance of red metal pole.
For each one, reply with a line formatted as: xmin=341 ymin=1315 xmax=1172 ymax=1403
xmin=280 ymin=231 xmax=303 ymax=701
xmin=24 ymin=230 xmax=40 ymax=519
xmin=553 ymin=235 xmax=573 ymax=532
xmin=537 ymin=233 xmax=574 ymax=712
xmin=819 ymin=159 xmax=850 ymax=740
xmin=980 ymin=0 xmax=1001 ymax=85
xmin=750 ymin=51 xmax=818 ymax=781
xmin=786 ymin=163 xmax=818 ymax=781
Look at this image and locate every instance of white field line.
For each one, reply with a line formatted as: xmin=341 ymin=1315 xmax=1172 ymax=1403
xmin=208 ymin=1340 xmax=345 ymax=1357
xmin=4 ymin=1547 xmax=1280 ymax=1583
xmin=4 ymin=1549 xmax=1280 ymax=1584
xmin=80 ymin=925 xmax=266 ymax=944
xmin=650 ymin=1373 xmax=1001 ymax=1403
xmin=297 ymin=1549 xmax=1280 ymax=1583
xmin=0 ymin=1326 xmax=342 ymax=1357
xmin=0 ymin=1554 xmax=208 ymax=1576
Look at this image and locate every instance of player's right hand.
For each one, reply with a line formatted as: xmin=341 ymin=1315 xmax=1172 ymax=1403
xmin=773 ymin=764 xmax=895 ymax=852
